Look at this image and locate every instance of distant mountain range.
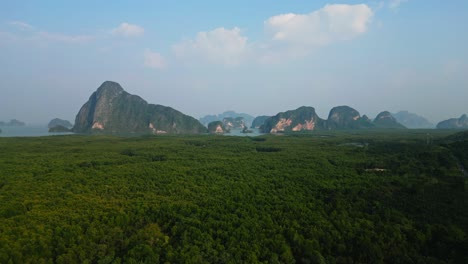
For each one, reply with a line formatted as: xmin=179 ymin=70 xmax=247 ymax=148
xmin=437 ymin=114 xmax=468 ymax=129
xmin=200 ymin=111 xmax=254 ymax=127
xmin=259 ymin=106 xmax=406 ymax=133
xmin=66 ymin=81 xmax=466 ymax=135
xmin=391 ymin=111 xmax=434 ymax=129
xmin=207 ymin=117 xmax=250 ymax=134
xmin=0 ymin=119 xmax=25 ymax=126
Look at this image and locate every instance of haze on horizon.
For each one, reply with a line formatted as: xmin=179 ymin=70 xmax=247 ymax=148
xmin=1 ymin=0 xmax=467 ymax=125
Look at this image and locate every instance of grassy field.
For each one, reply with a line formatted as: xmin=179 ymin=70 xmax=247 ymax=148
xmin=0 ymin=130 xmax=467 ymax=263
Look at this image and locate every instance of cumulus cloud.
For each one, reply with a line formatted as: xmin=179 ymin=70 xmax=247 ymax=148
xmin=172 ymin=27 xmax=250 ymax=66
xmin=8 ymin=21 xmax=34 ymax=31
xmin=389 ymin=0 xmax=408 ymax=10
xmin=144 ymin=50 xmax=166 ymax=69
xmin=111 ymin=22 xmax=144 ymax=37
xmin=171 ymin=4 xmax=374 ymax=65
xmin=265 ymin=4 xmax=373 ymax=51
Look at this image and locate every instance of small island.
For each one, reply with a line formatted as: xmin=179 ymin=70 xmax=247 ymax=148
xmin=241 ymin=127 xmax=253 ymax=134
xmin=48 ymin=125 xmax=72 ymax=133
xmin=0 ymin=119 xmax=26 ymax=126
xmin=48 ymin=118 xmax=73 ymax=129
xmin=208 ymin=121 xmax=228 ymax=134
xmin=48 ymin=118 xmax=73 ymax=133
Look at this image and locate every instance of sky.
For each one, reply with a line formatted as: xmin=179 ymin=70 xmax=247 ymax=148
xmin=0 ymin=0 xmax=467 ymax=125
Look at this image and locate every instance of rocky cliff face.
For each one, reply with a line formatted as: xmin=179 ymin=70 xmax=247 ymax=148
xmin=223 ymin=117 xmax=246 ymax=130
xmin=261 ymin=106 xmax=326 ymax=133
xmin=373 ymin=111 xmax=406 ymax=129
xmin=326 ymin=106 xmax=373 ymax=129
xmin=437 ymin=114 xmax=468 ymax=129
xmin=208 ymin=121 xmax=227 ymax=134
xmin=251 ymin=115 xmax=271 ymax=129
xmin=261 ymin=106 xmax=409 ymax=134
xmin=73 ymin=81 xmax=207 ymax=134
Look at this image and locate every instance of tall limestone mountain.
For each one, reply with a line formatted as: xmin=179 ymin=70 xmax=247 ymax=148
xmin=251 ymin=115 xmax=271 ymax=129
xmin=437 ymin=114 xmax=468 ymax=129
xmin=373 ymin=111 xmax=406 ymax=129
xmin=73 ymin=81 xmax=207 ymax=134
xmin=261 ymin=106 xmax=326 ymax=133
xmin=326 ymin=106 xmax=374 ymax=129
xmin=392 ymin=111 xmax=434 ymax=128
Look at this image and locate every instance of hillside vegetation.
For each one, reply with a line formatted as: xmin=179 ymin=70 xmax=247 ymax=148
xmin=0 ymin=130 xmax=467 ymax=263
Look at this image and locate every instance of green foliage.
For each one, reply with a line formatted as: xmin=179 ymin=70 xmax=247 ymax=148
xmin=48 ymin=125 xmax=72 ymax=133
xmin=0 ymin=131 xmax=467 ymax=263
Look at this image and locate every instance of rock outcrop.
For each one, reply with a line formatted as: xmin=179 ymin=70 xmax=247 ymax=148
xmin=208 ymin=121 xmax=228 ymax=134
xmin=261 ymin=107 xmax=409 ymax=134
xmin=73 ymin=81 xmax=207 ymax=134
xmin=437 ymin=114 xmax=468 ymax=129
xmin=261 ymin=106 xmax=326 ymax=133
xmin=326 ymin=106 xmax=373 ymax=130
xmin=200 ymin=111 xmax=254 ymax=127
xmin=223 ymin=117 xmax=246 ymax=130
xmin=251 ymin=115 xmax=271 ymax=129
xmin=373 ymin=111 xmax=406 ymax=129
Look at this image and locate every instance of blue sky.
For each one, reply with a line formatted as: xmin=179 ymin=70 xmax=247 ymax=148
xmin=1 ymin=0 xmax=467 ymax=124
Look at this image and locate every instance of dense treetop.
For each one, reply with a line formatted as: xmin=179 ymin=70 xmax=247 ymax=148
xmin=0 ymin=130 xmax=467 ymax=263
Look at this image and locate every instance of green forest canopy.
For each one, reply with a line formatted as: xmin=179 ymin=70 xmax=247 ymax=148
xmin=0 ymin=130 xmax=467 ymax=263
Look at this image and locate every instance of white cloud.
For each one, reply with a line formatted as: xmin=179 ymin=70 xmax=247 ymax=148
xmin=111 ymin=22 xmax=144 ymax=37
xmin=36 ymin=31 xmax=93 ymax=44
xmin=264 ymin=4 xmax=373 ymax=51
xmin=172 ymin=27 xmax=250 ymax=66
xmin=171 ymin=4 xmax=374 ymax=65
xmin=389 ymin=0 xmax=408 ymax=10
xmin=4 ymin=21 xmax=93 ymax=44
xmin=8 ymin=21 xmax=34 ymax=31
xmin=144 ymin=50 xmax=166 ymax=69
